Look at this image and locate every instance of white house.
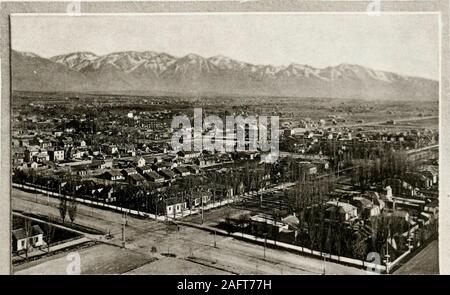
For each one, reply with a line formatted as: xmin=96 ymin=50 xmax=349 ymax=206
xmin=12 ymin=225 xmax=44 ymax=253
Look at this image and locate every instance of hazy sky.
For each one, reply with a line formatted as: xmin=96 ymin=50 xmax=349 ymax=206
xmin=11 ymin=13 xmax=439 ymax=79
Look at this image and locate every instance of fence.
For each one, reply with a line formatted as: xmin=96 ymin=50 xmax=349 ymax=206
xmin=13 ymin=181 xmax=250 ymax=221
xmin=230 ymin=232 xmax=387 ymax=273
xmin=13 ymin=182 xmax=156 ymax=219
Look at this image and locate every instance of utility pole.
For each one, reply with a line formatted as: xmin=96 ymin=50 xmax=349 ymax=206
xmin=121 ymin=225 xmax=125 ymax=248
xmin=263 ymin=233 xmax=267 ymax=261
xmin=201 ymin=197 xmax=204 ymax=224
xmin=155 ymin=198 xmax=158 ymax=221
xmin=214 ymin=229 xmax=217 ymax=248
xmin=260 ymin=188 xmax=263 ymax=208
xmin=385 ymin=229 xmax=391 ymax=274
xmin=165 ymin=196 xmax=168 ymax=222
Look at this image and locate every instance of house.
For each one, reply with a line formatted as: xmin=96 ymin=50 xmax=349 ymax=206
xmin=351 ymin=196 xmax=381 ymax=218
xmin=195 ymin=156 xmax=216 ymax=167
xmin=174 ymin=166 xmax=191 ymax=177
xmin=20 ymin=138 xmax=30 ymax=147
xmin=30 ymin=137 xmax=52 ymax=149
xmin=342 ymin=132 xmax=352 ymax=140
xmin=127 ymin=173 xmax=146 ymax=185
xmin=152 ymin=161 xmax=176 ymax=171
xmin=233 ymin=151 xmax=259 ymax=161
xmin=69 ymin=148 xmax=83 ymax=159
xmin=121 ymin=168 xmax=138 ymax=177
xmin=134 ymin=157 xmax=146 ymax=168
xmin=48 ymin=148 xmax=65 ymax=162
xmin=12 ymin=225 xmax=44 ymax=253
xmin=103 ymin=170 xmax=125 ymax=181
xmin=386 ymin=178 xmax=417 ymax=197
xmin=300 ymin=130 xmax=312 ymax=139
xmin=144 ymin=171 xmax=165 ymax=183
xmin=250 ymin=214 xmax=292 ymax=242
xmin=96 ymin=159 xmax=113 ymax=169
xmin=96 ymin=186 xmax=116 ymax=203
xmin=12 ymin=153 xmax=24 ymax=165
xmin=363 ymin=191 xmax=386 ymax=211
xmin=325 ymin=201 xmax=358 ymax=221
xmin=188 ymin=191 xmax=212 ymax=209
xmin=159 ymin=169 xmax=175 ymax=180
xmin=102 ymin=144 xmax=118 ymax=155
xmin=201 ymin=193 xmax=211 ymax=205
xmin=215 ymin=183 xmax=234 ymax=199
xmin=26 ymin=161 xmax=39 ymax=170
xmin=177 ymin=150 xmax=201 ymax=161
xmin=34 ymin=152 xmax=50 ymax=163
xmin=76 ymin=168 xmax=89 ymax=176
xmin=136 ymin=165 xmax=153 ymax=175
xmin=405 ymin=172 xmax=432 ymax=189
xmin=60 ymin=138 xmax=74 ymax=148
xmin=418 ymin=166 xmax=438 ymax=184
xmin=282 ymin=214 xmax=300 ymax=230
xmin=165 ymin=198 xmax=187 ymax=217
xmin=186 ymin=165 xmax=201 ymax=175
xmin=24 ymin=148 xmax=39 ymax=162
xmin=424 ymin=199 xmax=439 ymax=216
xmin=383 ymin=186 xmax=393 ymax=201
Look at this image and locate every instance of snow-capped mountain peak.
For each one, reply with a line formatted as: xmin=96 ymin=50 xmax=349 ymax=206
xmin=51 ymin=52 xmax=99 ymax=71
xmin=11 ymin=49 xmax=438 ymax=101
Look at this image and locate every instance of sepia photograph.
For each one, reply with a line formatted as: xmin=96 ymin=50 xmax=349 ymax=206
xmin=1 ymin=1 xmax=447 ymax=279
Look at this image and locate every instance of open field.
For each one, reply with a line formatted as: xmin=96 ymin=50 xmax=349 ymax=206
xmin=13 ymin=91 xmax=438 ymax=127
xmin=15 ymin=243 xmax=156 ymax=275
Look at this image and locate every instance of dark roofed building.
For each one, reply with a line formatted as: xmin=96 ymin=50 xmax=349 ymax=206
xmin=159 ymin=169 xmax=175 ymax=180
xmin=144 ymin=171 xmax=165 ymax=183
xmin=174 ymin=166 xmax=191 ymax=177
xmin=127 ymin=173 xmax=146 ymax=185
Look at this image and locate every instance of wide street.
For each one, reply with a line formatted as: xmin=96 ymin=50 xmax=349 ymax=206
xmin=12 ymin=188 xmax=366 ymax=275
xmin=393 ymin=239 xmax=439 ymax=275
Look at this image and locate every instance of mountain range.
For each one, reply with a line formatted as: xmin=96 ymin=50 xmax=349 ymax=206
xmin=11 ymin=50 xmax=438 ymax=100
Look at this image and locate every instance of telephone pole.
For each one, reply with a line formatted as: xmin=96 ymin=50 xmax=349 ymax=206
xmin=121 ymin=212 xmax=126 ymax=248
xmin=263 ymin=233 xmax=267 ymax=261
xmin=201 ymin=197 xmax=204 ymax=224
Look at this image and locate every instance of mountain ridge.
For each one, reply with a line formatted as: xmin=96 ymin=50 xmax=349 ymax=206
xmin=11 ymin=49 xmax=438 ymax=101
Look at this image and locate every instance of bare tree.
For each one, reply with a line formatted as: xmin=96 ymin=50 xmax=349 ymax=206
xmin=59 ymin=198 xmax=68 ymax=223
xmin=43 ymin=223 xmax=55 ymax=253
xmin=23 ymin=219 xmax=32 ymax=260
xmin=67 ymin=196 xmax=78 ymax=224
